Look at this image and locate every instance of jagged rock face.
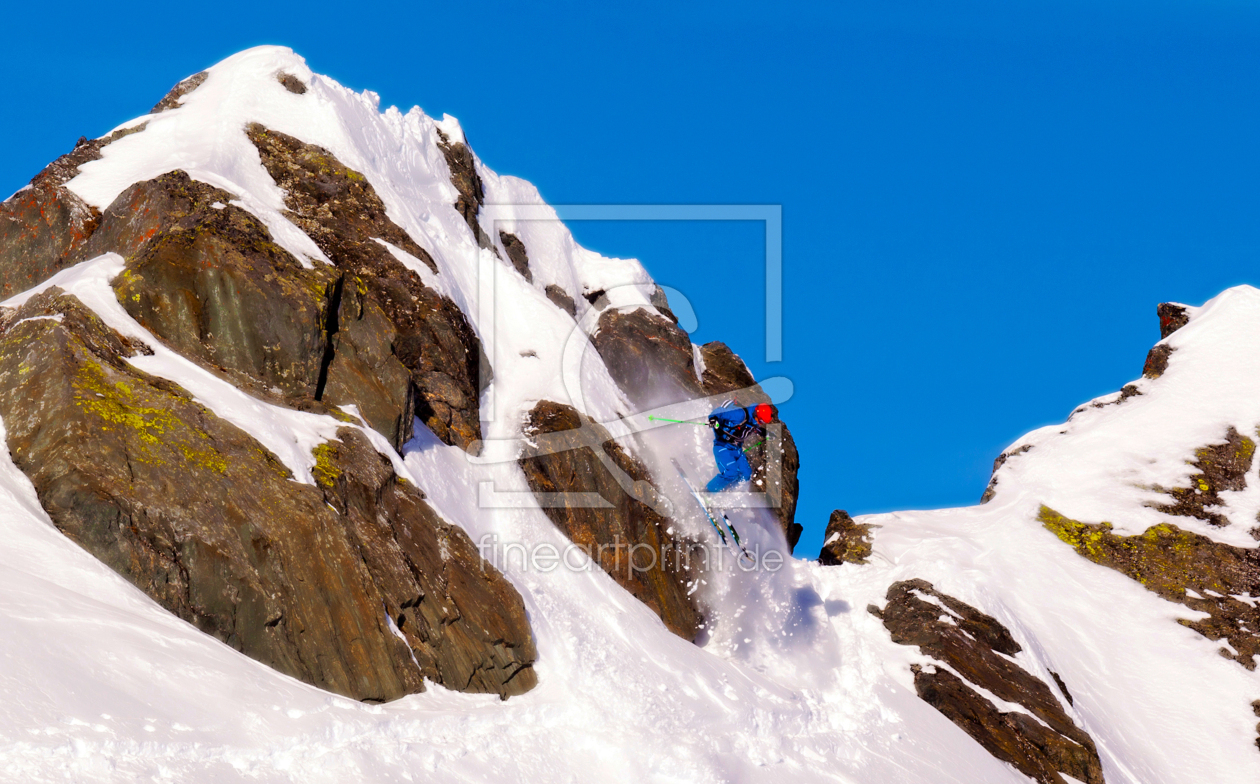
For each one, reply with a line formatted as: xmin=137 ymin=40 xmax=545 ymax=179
xmin=545 ymin=284 xmax=577 ymax=318
xmin=0 ymin=289 xmax=536 ymax=701
xmin=150 ymin=72 xmax=208 ymax=113
xmin=980 ymin=444 xmax=1033 ymax=504
xmin=818 ymin=510 xmax=872 ymax=565
xmin=1158 ymin=302 xmax=1190 ymax=338
xmin=698 ymin=341 xmax=802 ymax=551
xmin=1041 ymin=505 xmax=1260 ymax=670
xmin=594 ymin=308 xmax=704 ymax=408
xmin=0 ymin=125 xmax=143 ymax=298
xmin=247 ymin=124 xmax=487 ymax=451
xmin=107 ymin=172 xmax=340 ymax=407
xmin=650 ymin=285 xmax=678 ymax=323
xmin=1144 ymin=343 xmax=1174 ymax=379
xmin=872 ymin=579 xmax=1104 ymax=784
xmin=435 ymin=130 xmax=496 ymax=253
xmin=312 ymin=428 xmax=537 ymax=696
xmin=518 ymin=400 xmax=703 ymax=640
xmin=1147 ymin=426 xmax=1255 ymax=527
xmin=499 ymin=231 xmax=532 ymax=282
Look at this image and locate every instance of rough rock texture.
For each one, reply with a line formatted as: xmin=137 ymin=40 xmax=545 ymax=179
xmin=150 ymin=72 xmax=208 ymax=113
xmin=312 ymin=428 xmax=536 ymax=696
xmin=107 ymin=172 xmax=340 ymax=407
xmin=0 ymin=289 xmax=535 ymax=701
xmin=818 ymin=510 xmax=872 ymax=565
xmin=277 ymin=72 xmax=307 ymax=94
xmin=594 ymin=308 xmax=705 ymax=408
xmin=650 ymin=285 xmax=678 ymax=323
xmin=697 ymin=341 xmax=802 ymax=552
xmin=1158 ymin=302 xmax=1190 ymax=338
xmin=1143 ymin=343 xmax=1174 ymax=379
xmin=499 ymin=231 xmax=532 ymax=282
xmin=0 ymin=124 xmax=144 ymax=297
xmin=247 ymin=125 xmax=487 ymax=451
xmin=435 ymin=129 xmax=496 ymax=254
xmin=546 ymin=284 xmax=577 ymax=318
xmin=980 ymin=444 xmax=1033 ymax=504
xmin=1041 ymin=505 xmax=1260 ymax=670
xmin=1145 ymin=427 xmax=1255 ymax=528
xmin=518 ymin=401 xmax=703 ymax=640
xmin=872 ymin=579 xmax=1103 ymax=784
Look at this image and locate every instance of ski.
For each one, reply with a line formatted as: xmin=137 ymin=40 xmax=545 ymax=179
xmin=672 ymin=459 xmax=727 ymax=544
xmin=671 ymin=459 xmax=754 ymax=564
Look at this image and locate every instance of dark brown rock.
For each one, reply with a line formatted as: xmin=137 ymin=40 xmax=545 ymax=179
xmin=1147 ymin=427 xmax=1255 ymax=527
xmin=1158 ymin=302 xmax=1190 ymax=338
xmin=650 ymin=285 xmax=678 ymax=323
xmin=698 ymin=341 xmax=801 ymax=551
xmin=1041 ymin=505 xmax=1260 ymax=670
xmin=546 ymin=284 xmax=577 ymax=318
xmin=593 ymin=308 xmax=704 ymax=408
xmin=518 ymin=401 xmax=703 ymax=640
xmin=1143 ymin=343 xmax=1174 ymax=379
xmin=874 ymin=579 xmax=1103 ymax=784
xmin=435 ymin=129 xmax=497 ymax=253
xmin=247 ymin=125 xmax=487 ymax=451
xmin=818 ymin=510 xmax=872 ymax=565
xmin=499 ymin=231 xmax=532 ymax=282
xmin=151 ymin=72 xmax=208 ymax=113
xmin=980 ymin=444 xmax=1033 ymax=504
xmin=313 ymin=428 xmax=536 ymax=696
xmin=278 ymin=73 xmax=307 ymax=94
xmin=108 ymin=173 xmax=340 ymax=405
xmin=0 ymin=124 xmax=146 ymax=298
xmin=0 ymin=289 xmax=536 ymax=702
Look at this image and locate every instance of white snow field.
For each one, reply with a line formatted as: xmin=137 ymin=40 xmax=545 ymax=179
xmin=0 ymin=46 xmax=1257 ymax=782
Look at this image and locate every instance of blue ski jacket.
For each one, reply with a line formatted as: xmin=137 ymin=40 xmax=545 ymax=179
xmin=706 ymin=405 xmax=764 ymax=493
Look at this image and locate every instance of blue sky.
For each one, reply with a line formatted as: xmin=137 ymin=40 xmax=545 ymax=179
xmin=4 ymin=2 xmax=1260 ymax=557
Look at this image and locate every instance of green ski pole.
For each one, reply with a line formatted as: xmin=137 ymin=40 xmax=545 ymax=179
xmin=647 ymin=416 xmax=709 ymax=426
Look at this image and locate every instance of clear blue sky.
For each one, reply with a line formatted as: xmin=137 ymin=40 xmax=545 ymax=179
xmin=4 ymin=2 xmax=1260 ymax=557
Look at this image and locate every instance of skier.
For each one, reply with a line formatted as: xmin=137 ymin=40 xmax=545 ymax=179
xmin=705 ymin=401 xmax=773 ymax=493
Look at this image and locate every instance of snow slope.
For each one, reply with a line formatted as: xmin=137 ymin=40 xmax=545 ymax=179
xmin=0 ymin=46 xmax=1257 ymax=783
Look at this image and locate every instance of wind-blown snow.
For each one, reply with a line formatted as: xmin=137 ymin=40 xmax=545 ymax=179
xmin=0 ymin=45 xmax=1257 ymax=783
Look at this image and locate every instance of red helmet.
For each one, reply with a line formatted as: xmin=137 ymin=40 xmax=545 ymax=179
xmin=754 ymin=403 xmax=774 ymax=424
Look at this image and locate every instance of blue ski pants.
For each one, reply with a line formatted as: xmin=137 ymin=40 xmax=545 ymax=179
xmin=706 ymin=441 xmax=751 ymax=493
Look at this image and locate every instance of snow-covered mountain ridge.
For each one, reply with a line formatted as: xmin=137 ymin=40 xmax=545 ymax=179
xmin=0 ymin=46 xmax=1256 ymax=783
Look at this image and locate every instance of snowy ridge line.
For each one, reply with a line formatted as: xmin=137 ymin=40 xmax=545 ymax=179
xmin=1 ymin=44 xmax=1258 ymax=783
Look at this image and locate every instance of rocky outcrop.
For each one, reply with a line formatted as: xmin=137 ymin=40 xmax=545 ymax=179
xmin=1143 ymin=343 xmax=1174 ymax=379
xmin=435 ymin=129 xmax=496 ymax=253
xmin=1041 ymin=505 xmax=1260 ymax=670
xmin=0 ymin=124 xmax=145 ymax=298
xmin=499 ymin=231 xmax=532 ymax=282
xmin=1158 ymin=302 xmax=1190 ymax=338
xmin=980 ymin=444 xmax=1033 ymax=504
xmin=0 ymin=289 xmax=535 ymax=701
xmin=107 ymin=172 xmax=340 ymax=407
xmin=277 ymin=72 xmax=307 ymax=94
xmin=593 ymin=308 xmax=704 ymax=407
xmin=247 ymin=125 xmax=486 ymax=451
xmin=650 ymin=285 xmax=678 ymax=323
xmin=546 ymin=284 xmax=577 ymax=318
xmin=1146 ymin=427 xmax=1255 ymax=527
xmin=312 ymin=427 xmax=536 ymax=696
xmin=872 ymin=579 xmax=1103 ymax=784
xmin=698 ymin=341 xmax=801 ymax=551
xmin=818 ymin=510 xmax=872 ymax=565
xmin=150 ymin=72 xmax=208 ymax=113
xmin=518 ymin=401 xmax=703 ymax=640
